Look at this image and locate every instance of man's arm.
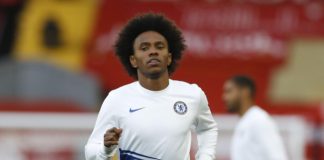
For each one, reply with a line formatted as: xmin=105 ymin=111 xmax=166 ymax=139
xmin=253 ymin=117 xmax=288 ymax=160
xmin=85 ymin=92 xmax=120 ymax=160
xmin=194 ymin=87 xmax=218 ymax=160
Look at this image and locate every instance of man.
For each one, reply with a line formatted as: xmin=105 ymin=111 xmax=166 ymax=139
xmin=222 ymin=75 xmax=288 ymax=160
xmin=85 ymin=13 xmax=218 ymax=160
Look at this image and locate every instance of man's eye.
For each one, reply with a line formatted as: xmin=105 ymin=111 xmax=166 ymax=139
xmin=157 ymin=44 xmax=164 ymax=49
xmin=141 ymin=46 xmax=148 ymax=51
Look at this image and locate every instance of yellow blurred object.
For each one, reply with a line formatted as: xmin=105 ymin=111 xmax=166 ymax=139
xmin=113 ymin=154 xmax=118 ymax=160
xmin=270 ymin=39 xmax=324 ymax=103
xmin=14 ymin=0 xmax=98 ymax=71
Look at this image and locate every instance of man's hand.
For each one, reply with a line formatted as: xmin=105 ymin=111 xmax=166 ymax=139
xmin=104 ymin=127 xmax=123 ymax=148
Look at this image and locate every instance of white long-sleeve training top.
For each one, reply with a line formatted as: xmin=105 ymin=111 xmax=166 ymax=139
xmin=85 ymin=79 xmax=218 ymax=160
xmin=231 ymin=106 xmax=288 ymax=160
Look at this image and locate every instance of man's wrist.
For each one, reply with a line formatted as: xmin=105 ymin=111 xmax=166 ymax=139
xmin=102 ymin=144 xmax=118 ymax=157
xmin=197 ymin=155 xmax=213 ymax=160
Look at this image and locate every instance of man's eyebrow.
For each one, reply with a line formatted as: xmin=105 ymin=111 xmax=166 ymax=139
xmin=139 ymin=41 xmax=165 ymax=46
xmin=154 ymin=41 xmax=165 ymax=44
xmin=139 ymin=42 xmax=150 ymax=46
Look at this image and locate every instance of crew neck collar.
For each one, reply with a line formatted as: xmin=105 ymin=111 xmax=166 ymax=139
xmin=136 ymin=79 xmax=172 ymax=95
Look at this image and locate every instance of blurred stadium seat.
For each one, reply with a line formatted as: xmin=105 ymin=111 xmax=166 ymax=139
xmin=13 ymin=0 xmax=97 ymax=71
xmin=0 ymin=59 xmax=100 ymax=110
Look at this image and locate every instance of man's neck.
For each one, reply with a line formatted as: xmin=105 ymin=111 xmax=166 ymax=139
xmin=238 ymin=100 xmax=254 ymax=117
xmin=137 ymin=71 xmax=169 ymax=91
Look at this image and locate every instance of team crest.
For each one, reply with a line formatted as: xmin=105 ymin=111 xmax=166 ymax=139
xmin=173 ymin=101 xmax=187 ymax=115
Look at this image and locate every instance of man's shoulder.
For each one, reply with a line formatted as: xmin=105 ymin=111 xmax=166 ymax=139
xmin=171 ymin=79 xmax=202 ymax=92
xmin=107 ymin=82 xmax=138 ymax=97
xmin=244 ymin=106 xmax=277 ymax=129
xmin=249 ymin=107 xmax=271 ymax=121
xmin=170 ymin=80 xmax=205 ymax=99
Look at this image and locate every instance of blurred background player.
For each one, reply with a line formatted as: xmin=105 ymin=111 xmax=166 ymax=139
xmin=222 ymin=75 xmax=287 ymax=160
xmin=85 ymin=13 xmax=218 ymax=160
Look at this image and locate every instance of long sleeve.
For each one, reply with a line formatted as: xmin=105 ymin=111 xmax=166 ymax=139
xmin=194 ymin=89 xmax=218 ymax=160
xmin=85 ymin=92 xmax=119 ymax=160
xmin=252 ymin=118 xmax=288 ymax=160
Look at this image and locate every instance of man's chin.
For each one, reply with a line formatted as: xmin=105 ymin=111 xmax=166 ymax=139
xmin=226 ymin=106 xmax=238 ymax=113
xmin=140 ymin=67 xmax=168 ymax=79
xmin=144 ymin=70 xmax=163 ymax=79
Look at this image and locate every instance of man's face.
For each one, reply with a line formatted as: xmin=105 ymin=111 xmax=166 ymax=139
xmin=131 ymin=31 xmax=171 ymax=79
xmin=222 ymin=80 xmax=241 ymax=113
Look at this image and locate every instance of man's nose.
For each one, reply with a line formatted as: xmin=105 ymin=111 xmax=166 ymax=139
xmin=148 ymin=49 xmax=159 ymax=57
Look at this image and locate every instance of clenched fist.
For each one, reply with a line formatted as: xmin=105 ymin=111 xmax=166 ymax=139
xmin=104 ymin=127 xmax=123 ymax=148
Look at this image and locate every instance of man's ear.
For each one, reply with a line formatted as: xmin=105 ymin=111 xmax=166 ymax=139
xmin=168 ymin=53 xmax=172 ymax=66
xmin=130 ymin=55 xmax=138 ymax=68
xmin=241 ymin=87 xmax=250 ymax=99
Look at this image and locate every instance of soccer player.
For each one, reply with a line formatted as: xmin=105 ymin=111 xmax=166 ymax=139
xmin=222 ymin=76 xmax=288 ymax=160
xmin=85 ymin=13 xmax=218 ymax=160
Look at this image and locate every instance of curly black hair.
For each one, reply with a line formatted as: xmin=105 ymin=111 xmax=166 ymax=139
xmin=114 ymin=13 xmax=186 ymax=79
xmin=230 ymin=75 xmax=256 ymax=98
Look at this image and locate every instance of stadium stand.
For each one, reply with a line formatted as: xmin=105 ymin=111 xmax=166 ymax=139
xmin=0 ymin=0 xmax=324 ymax=159
xmin=0 ymin=59 xmax=100 ymax=111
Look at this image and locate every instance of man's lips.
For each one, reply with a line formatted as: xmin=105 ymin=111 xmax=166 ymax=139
xmin=147 ymin=59 xmax=161 ymax=66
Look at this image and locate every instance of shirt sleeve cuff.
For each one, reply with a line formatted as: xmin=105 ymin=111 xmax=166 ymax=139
xmin=197 ymin=155 xmax=213 ymax=160
xmin=100 ymin=145 xmax=118 ymax=157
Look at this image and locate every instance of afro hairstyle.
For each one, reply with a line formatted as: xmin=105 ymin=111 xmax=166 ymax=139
xmin=114 ymin=13 xmax=186 ymax=79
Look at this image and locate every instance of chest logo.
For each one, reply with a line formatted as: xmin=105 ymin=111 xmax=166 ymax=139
xmin=173 ymin=101 xmax=187 ymax=115
xmin=129 ymin=107 xmax=145 ymax=113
